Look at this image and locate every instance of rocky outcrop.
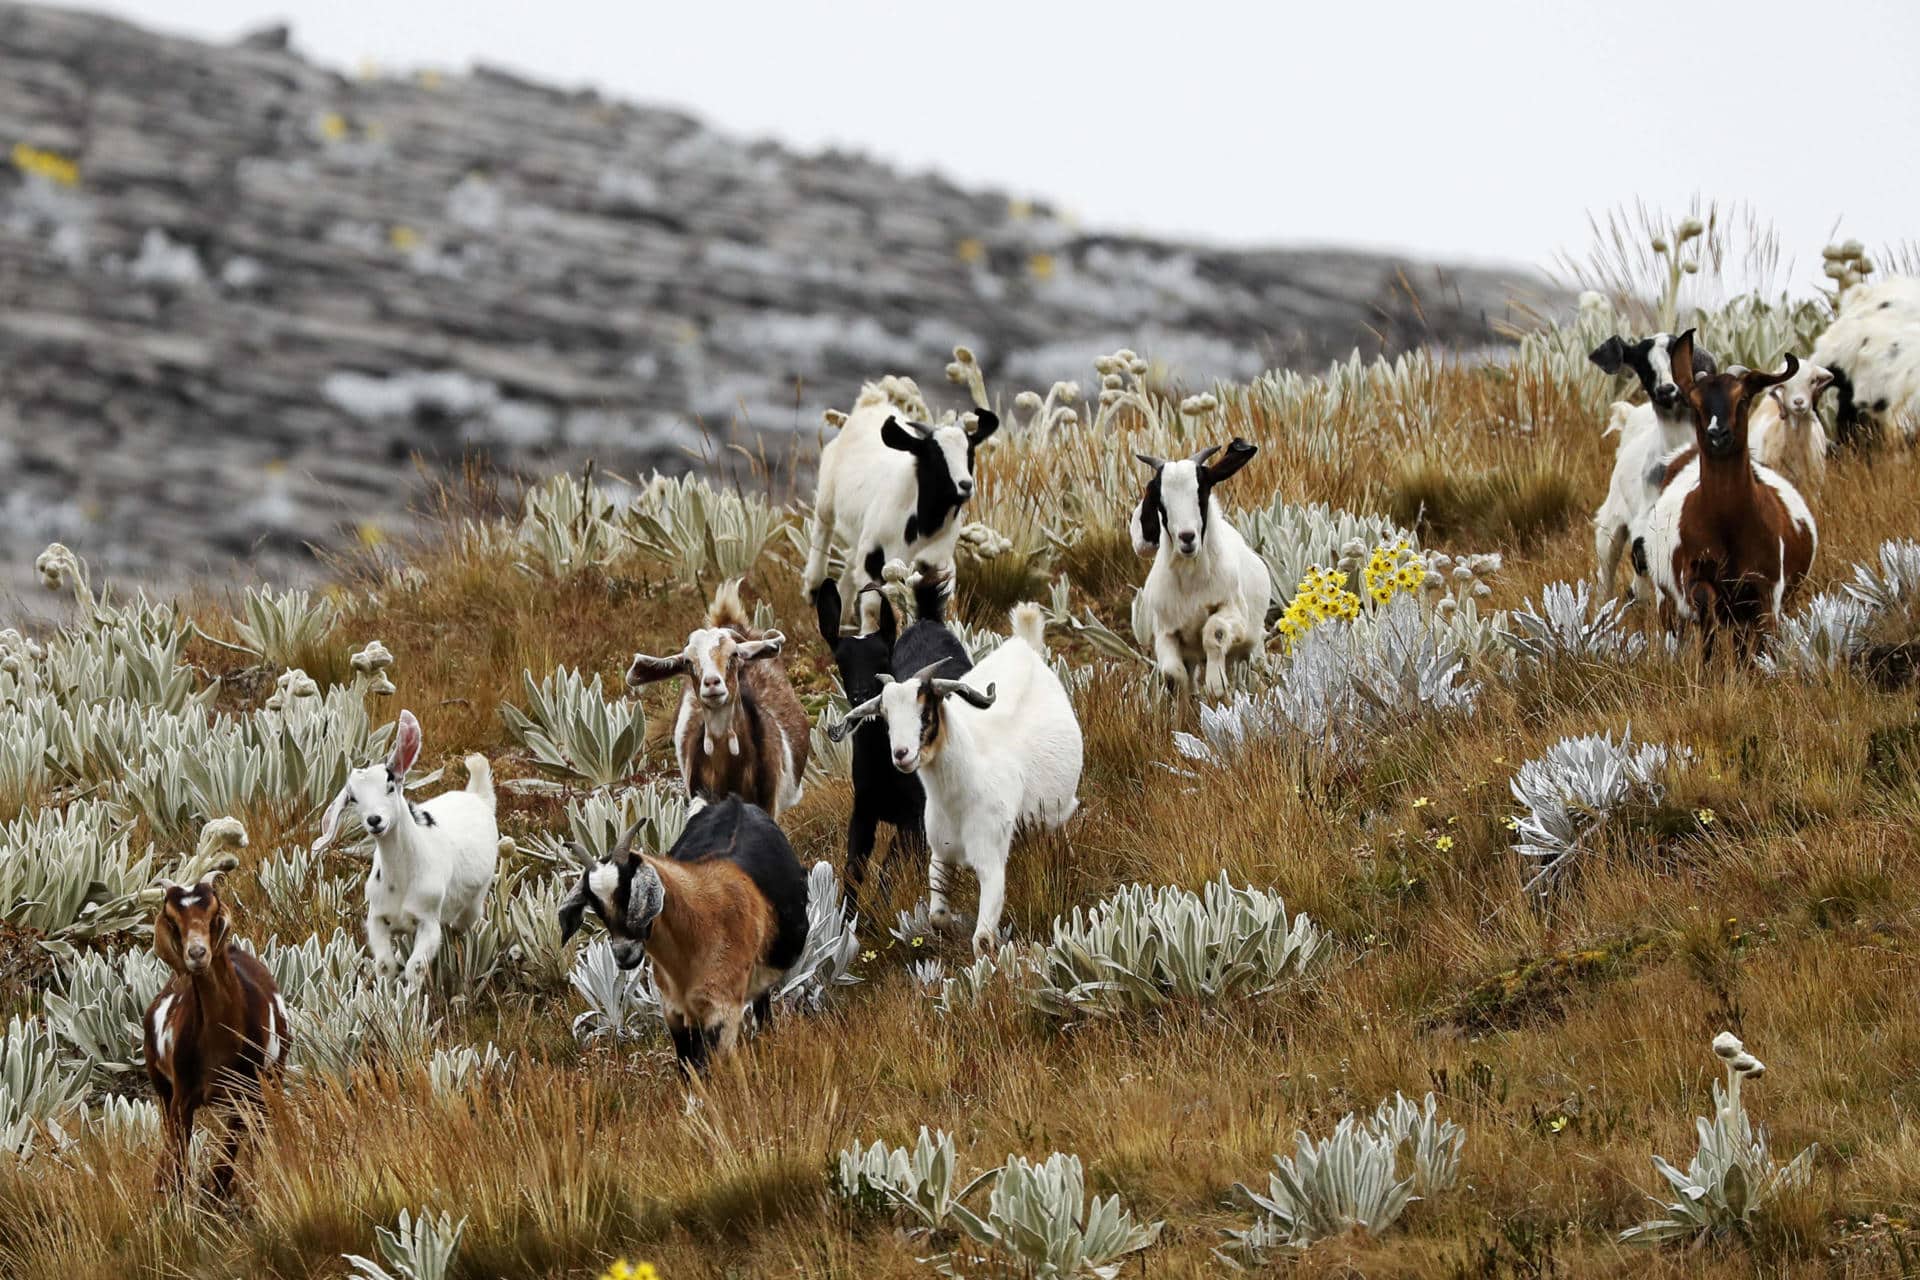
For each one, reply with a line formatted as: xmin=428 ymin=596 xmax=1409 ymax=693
xmin=0 ymin=3 xmax=1553 ymax=602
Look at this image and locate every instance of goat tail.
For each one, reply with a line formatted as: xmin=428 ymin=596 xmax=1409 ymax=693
xmin=1010 ymin=602 xmax=1047 ymax=653
xmin=912 ymin=569 xmax=951 ymax=623
xmin=706 ymin=577 xmax=751 ymax=632
xmin=464 ymin=754 xmax=496 ymax=808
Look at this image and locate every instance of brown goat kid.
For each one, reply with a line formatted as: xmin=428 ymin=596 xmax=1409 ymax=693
xmin=626 ymin=580 xmax=811 ymax=816
xmin=144 ymin=871 xmax=289 ymax=1199
xmin=1638 ymin=329 xmax=1818 ymax=659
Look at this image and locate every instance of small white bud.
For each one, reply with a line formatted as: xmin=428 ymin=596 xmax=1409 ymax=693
xmin=198 ymin=816 xmax=249 ymax=853
xmin=1473 ymin=582 xmax=1491 ymax=598
xmin=351 ymin=640 xmax=395 ymax=673
xmin=1101 ymin=373 xmax=1124 ymax=391
xmin=1014 ymin=390 xmax=1043 ymax=414
xmin=1114 ymin=348 xmax=1138 ymax=364
xmin=952 ymin=345 xmax=976 ymax=365
xmin=1651 ymin=236 xmax=1670 ymax=254
xmin=1056 ymin=381 xmax=1081 ymax=403
xmin=1682 ymin=260 xmax=1699 ymax=274
xmin=1856 ymin=256 xmax=1875 ymax=275
xmin=1678 ymin=217 xmax=1704 ymax=240
xmin=1841 ymin=238 xmax=1865 ymax=258
xmin=945 ymin=362 xmax=967 ymax=384
xmin=1129 ymin=358 xmax=1149 ymax=376
xmin=1712 ymin=1031 xmax=1745 ymax=1060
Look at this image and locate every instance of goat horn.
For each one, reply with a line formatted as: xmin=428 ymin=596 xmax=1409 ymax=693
xmin=562 ymin=840 xmax=594 ymax=870
xmin=609 ymin=816 xmax=648 ymax=864
xmin=1188 ymin=444 xmax=1222 ymax=466
xmin=906 ymin=657 xmax=951 ymax=684
xmin=825 ymin=693 xmax=884 ymax=742
xmin=930 ymin=678 xmax=996 ymax=711
xmin=1134 ymin=453 xmax=1166 ymax=470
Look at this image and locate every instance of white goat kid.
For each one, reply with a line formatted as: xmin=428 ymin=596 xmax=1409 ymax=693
xmin=832 ymin=604 xmax=1081 ymax=954
xmin=1748 ymin=359 xmax=1834 ymax=493
xmin=1127 ymin=439 xmax=1271 ymax=697
xmin=313 ymin=709 xmax=499 ymax=988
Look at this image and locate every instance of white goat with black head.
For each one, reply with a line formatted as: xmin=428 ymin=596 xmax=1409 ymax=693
xmin=803 ymin=378 xmax=999 ymax=622
xmin=1127 ymin=438 xmax=1271 ymax=696
xmin=827 ymin=604 xmax=1080 ymax=955
xmin=1589 ymin=332 xmax=1720 ymax=601
xmin=312 ymin=709 xmax=499 ymax=989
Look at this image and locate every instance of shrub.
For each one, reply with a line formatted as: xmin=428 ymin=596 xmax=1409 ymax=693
xmin=1505 ymin=580 xmax=1646 ymax=663
xmin=228 ymin=585 xmax=342 ymax=669
xmin=0 ymin=1015 xmax=90 ymax=1158
xmin=950 ymin=1151 xmax=1162 ymax=1278
xmin=1509 ymin=730 xmax=1690 ymax=897
xmin=345 ymin=1208 xmax=467 ymax=1280
xmin=499 ymin=666 xmax=647 ymax=787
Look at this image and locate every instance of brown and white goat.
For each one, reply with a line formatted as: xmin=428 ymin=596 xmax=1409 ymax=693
xmin=144 ymin=869 xmax=289 ymax=1199
xmin=557 ymin=797 xmax=809 ymax=1073
xmin=1637 ymin=330 xmax=1817 ymax=659
xmin=626 ymin=580 xmax=810 ymax=816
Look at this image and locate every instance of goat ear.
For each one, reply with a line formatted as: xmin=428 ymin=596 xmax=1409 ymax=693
xmin=812 ymin=582 xmax=841 ymax=646
xmin=556 ymin=875 xmax=593 ymax=944
xmin=626 ymin=652 xmax=687 ymax=687
xmin=311 ymin=787 xmax=349 ymax=853
xmin=965 ymin=409 xmax=999 ymax=443
xmin=1204 ymin=437 xmax=1258 ymax=485
xmin=1689 ymin=343 xmax=1719 ymax=378
xmin=737 ymin=631 xmax=785 ymax=662
xmin=1810 ymin=366 xmax=1834 ymax=397
xmin=1131 ymin=472 xmax=1163 ymax=555
xmin=1588 ymin=336 xmax=1628 ymax=374
xmin=388 ymin=710 xmax=423 ymax=779
xmin=1669 ymin=329 xmax=1699 ymax=395
xmin=627 ymin=863 xmax=665 ymax=939
xmin=880 ymin=416 xmax=923 ymax=453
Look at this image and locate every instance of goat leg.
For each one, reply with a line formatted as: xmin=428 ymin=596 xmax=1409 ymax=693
xmin=842 ymin=811 xmax=880 ymax=913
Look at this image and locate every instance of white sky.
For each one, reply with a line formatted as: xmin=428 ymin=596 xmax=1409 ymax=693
xmin=88 ymin=0 xmax=1920 ymax=280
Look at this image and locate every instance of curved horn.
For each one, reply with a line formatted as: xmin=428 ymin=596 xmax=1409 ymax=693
xmin=1747 ymin=351 xmax=1800 ymax=392
xmin=608 ymin=815 xmax=648 ymax=864
xmin=825 ymin=693 xmax=885 ymax=742
xmin=906 ymin=657 xmax=952 ymax=685
xmin=562 ymin=840 xmax=595 ymax=870
xmin=1187 ymin=443 xmax=1223 ymax=466
xmin=930 ymin=678 xmax=996 ymax=710
xmin=1134 ymin=453 xmax=1166 ymax=470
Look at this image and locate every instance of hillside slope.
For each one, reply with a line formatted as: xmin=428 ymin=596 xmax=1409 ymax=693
xmin=0 ymin=2 xmax=1551 ymax=600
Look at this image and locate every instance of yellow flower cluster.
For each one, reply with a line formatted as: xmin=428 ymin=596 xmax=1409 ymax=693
xmin=1275 ymin=566 xmax=1360 ymax=649
xmin=602 ymin=1262 xmax=660 ymax=1280
xmin=11 ymin=143 xmax=79 ymax=187
xmin=1362 ymin=541 xmax=1425 ymax=606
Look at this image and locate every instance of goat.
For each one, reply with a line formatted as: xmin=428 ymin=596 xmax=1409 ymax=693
xmin=627 ymin=579 xmax=810 ymax=817
xmin=802 ymin=376 xmax=999 ymax=622
xmin=828 ymin=603 xmax=1080 ymax=955
xmin=1589 ymin=332 xmax=1720 ymax=601
xmin=814 ymin=572 xmax=973 ymax=907
xmin=145 ymin=866 xmax=289 ymax=1199
xmin=557 ymin=797 xmax=808 ymax=1073
xmin=1637 ymin=330 xmax=1816 ymax=659
xmin=1127 ymin=438 xmax=1271 ymax=696
xmin=313 ymin=709 xmax=499 ymax=989
xmin=1748 ymin=358 xmax=1834 ymax=493
xmin=1811 ymin=276 xmax=1920 ymax=447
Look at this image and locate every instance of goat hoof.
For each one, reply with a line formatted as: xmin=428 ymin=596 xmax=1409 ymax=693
xmin=971 ymin=930 xmax=995 ymax=957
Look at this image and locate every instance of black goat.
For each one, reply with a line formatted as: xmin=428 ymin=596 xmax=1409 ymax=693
xmin=813 ymin=574 xmax=973 ymax=907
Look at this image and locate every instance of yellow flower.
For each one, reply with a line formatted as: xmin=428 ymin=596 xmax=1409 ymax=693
xmin=317 ymin=112 xmax=349 ymax=142
xmin=11 ymin=143 xmax=80 ymax=187
xmin=1548 ymin=1114 xmax=1569 ymax=1134
xmin=1370 ymin=587 xmax=1392 ymax=604
xmin=1434 ymin=835 xmax=1454 ymax=851
xmin=356 ymin=521 xmax=387 ymax=548
xmin=910 ymin=936 xmax=924 ymax=948
xmin=860 ymin=950 xmax=876 ymax=962
xmin=1411 ymin=796 xmax=1430 ymax=809
xmin=1696 ymin=808 xmax=1716 ymax=826
xmin=602 ymin=1264 xmax=660 ymax=1280
xmin=1504 ymin=815 xmax=1520 ymax=830
xmin=389 ymin=225 xmax=420 ymax=252
xmin=1027 ymin=252 xmax=1055 ymax=280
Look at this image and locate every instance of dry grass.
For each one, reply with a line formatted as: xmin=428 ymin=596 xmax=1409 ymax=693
xmin=4 ymin=353 xmax=1919 ymax=1280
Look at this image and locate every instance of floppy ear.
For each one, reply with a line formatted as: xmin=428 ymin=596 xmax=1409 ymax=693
xmin=626 ymin=863 xmax=665 ymax=939
xmin=1131 ymin=471 xmax=1163 ymax=555
xmin=556 ymin=874 xmax=593 ymax=944
xmin=1204 ymin=437 xmax=1258 ymax=485
xmin=626 ymin=651 xmax=688 ymax=687
xmin=880 ymin=416 xmax=924 ymax=453
xmin=1669 ymin=329 xmax=1699 ymax=395
xmin=387 ymin=709 xmax=422 ymax=779
xmin=812 ymin=581 xmax=842 ymax=646
xmin=737 ymin=631 xmax=785 ymax=662
xmin=1809 ymin=365 xmax=1834 ymax=397
xmin=966 ymin=409 xmax=1000 ymax=443
xmin=311 ymin=787 xmax=349 ymax=853
xmin=1588 ymin=336 xmax=1628 ymax=374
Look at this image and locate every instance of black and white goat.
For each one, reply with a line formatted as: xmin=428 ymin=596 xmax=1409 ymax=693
xmin=802 ymin=379 xmax=999 ymax=621
xmin=1812 ymin=276 xmax=1920 ymax=447
xmin=829 ymin=604 xmax=1080 ymax=954
xmin=1127 ymin=438 xmax=1271 ymax=696
xmin=1589 ymin=332 xmax=1720 ymax=600
xmin=557 ymin=798 xmax=808 ymax=1073
xmin=814 ymin=573 xmax=973 ymax=905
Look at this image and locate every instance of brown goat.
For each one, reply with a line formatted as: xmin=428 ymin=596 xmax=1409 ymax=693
xmin=626 ymin=579 xmax=811 ymax=816
xmin=1637 ymin=330 xmax=1817 ymax=659
xmin=144 ymin=872 xmax=289 ymax=1199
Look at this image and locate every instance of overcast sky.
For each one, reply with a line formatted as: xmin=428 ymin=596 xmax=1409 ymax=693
xmin=90 ymin=0 xmax=1920 ymax=283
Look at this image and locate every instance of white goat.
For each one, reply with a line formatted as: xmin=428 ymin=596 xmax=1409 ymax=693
xmin=1126 ymin=439 xmax=1271 ymax=696
xmin=830 ymin=604 xmax=1081 ymax=954
xmin=1811 ymin=276 xmax=1920 ymax=446
xmin=313 ymin=709 xmax=499 ymax=988
xmin=1589 ymin=332 xmax=1718 ymax=601
xmin=803 ymin=377 xmax=999 ymax=621
xmin=1748 ymin=359 xmax=1833 ymax=493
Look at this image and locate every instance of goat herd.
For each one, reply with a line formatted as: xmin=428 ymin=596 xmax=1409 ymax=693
xmin=139 ymin=317 xmax=1865 ymax=1197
